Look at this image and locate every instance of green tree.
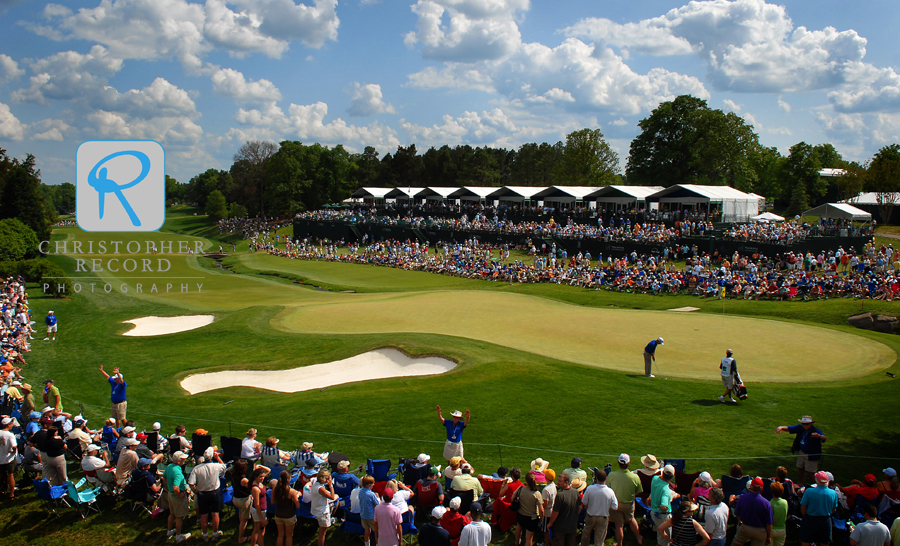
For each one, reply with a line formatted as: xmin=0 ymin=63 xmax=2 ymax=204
xmin=265 ymin=141 xmax=313 ymax=215
xmin=783 ymin=142 xmax=823 ymax=214
xmin=422 ymin=146 xmax=457 ymax=187
xmin=0 ymin=154 xmax=52 ymax=242
xmin=392 ymin=144 xmax=424 ymax=187
xmin=0 ymin=218 xmax=40 ymax=261
xmin=205 ymin=190 xmax=228 ymax=221
xmin=228 ymin=202 xmax=248 ymax=218
xmin=166 ymin=175 xmax=187 ymax=205
xmin=834 ymin=161 xmax=867 ymax=202
xmin=866 ymin=144 xmax=900 ymax=223
xmin=232 ymin=140 xmax=277 ymax=215
xmin=560 ymin=128 xmax=620 ymax=186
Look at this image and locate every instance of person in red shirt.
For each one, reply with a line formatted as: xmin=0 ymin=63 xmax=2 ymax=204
xmin=840 ymin=474 xmax=880 ymax=509
xmin=440 ymin=496 xmax=472 ymax=546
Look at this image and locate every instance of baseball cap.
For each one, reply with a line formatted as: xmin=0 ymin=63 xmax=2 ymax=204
xmin=417 ymin=453 xmax=431 ymax=464
xmin=699 ymin=471 xmax=712 ymax=483
xmin=751 ymin=477 xmax=764 ymax=489
xmin=618 ymin=453 xmax=630 ymax=465
xmin=657 ymin=337 xmax=664 ymax=344
xmin=122 ymin=438 xmax=139 ymax=447
xmin=122 ymin=426 xmax=136 ymax=434
xmin=449 ymin=496 xmax=461 ymax=510
xmin=864 ymin=474 xmax=877 ymax=485
xmin=10 ymin=380 xmax=21 ymax=386
xmin=138 ymin=458 xmax=153 ymax=467
xmin=663 ymin=464 xmax=675 ymax=476
xmin=571 ymin=457 xmax=582 ymax=467
xmin=136 ymin=432 xmax=148 ymax=441
xmin=430 ymin=466 xmax=441 ymax=476
xmin=884 ymin=468 xmax=897 ymax=478
xmin=302 ymin=442 xmax=314 ymax=450
xmin=826 ymin=472 xmax=834 ymax=483
xmin=431 ymin=506 xmax=447 ymax=519
xmin=172 ymin=451 xmax=188 ymax=462
xmin=305 ymin=459 xmax=317 ymax=468
xmin=382 ymin=488 xmax=394 ymax=500
xmin=337 ymin=460 xmax=350 ymax=471
xmin=195 ymin=428 xmax=209 ymax=435
xmin=1 ymin=417 xmax=18 ymax=427
xmin=152 ymin=422 xmax=161 ymax=431
xmin=814 ymin=471 xmax=829 ymax=484
xmin=86 ymin=444 xmax=101 ymax=452
xmin=204 ymin=447 xmax=215 ymax=460
xmin=470 ymin=502 xmax=483 ymax=514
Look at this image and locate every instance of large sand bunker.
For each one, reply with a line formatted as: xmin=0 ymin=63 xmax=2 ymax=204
xmin=180 ymin=348 xmax=456 ymax=394
xmin=123 ymin=315 xmax=214 ymax=336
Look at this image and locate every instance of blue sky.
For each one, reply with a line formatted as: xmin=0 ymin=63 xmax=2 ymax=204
xmin=1 ymin=0 xmax=899 ymax=186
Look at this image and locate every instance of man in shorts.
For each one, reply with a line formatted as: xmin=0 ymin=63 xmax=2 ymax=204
xmin=437 ymin=405 xmax=470 ymax=462
xmin=359 ymin=475 xmax=380 ymax=546
xmin=0 ymin=417 xmax=18 ymax=499
xmin=44 ymin=310 xmax=57 ymax=341
xmin=188 ymin=447 xmax=226 ymax=542
xmin=99 ymin=365 xmax=127 ymax=426
xmin=718 ymin=349 xmax=737 ymax=403
xmin=775 ymin=416 xmax=826 ymax=486
xmin=164 ymin=451 xmax=192 ymax=543
xmin=799 ymin=471 xmax=838 ymax=546
xmin=606 ymin=453 xmax=643 ymax=546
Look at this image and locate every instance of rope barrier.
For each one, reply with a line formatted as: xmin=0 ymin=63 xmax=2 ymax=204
xmin=60 ymin=394 xmax=900 ymax=462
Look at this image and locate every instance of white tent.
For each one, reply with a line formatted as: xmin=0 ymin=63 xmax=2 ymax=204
xmin=801 ymin=203 xmax=872 ymax=221
xmin=750 ymin=212 xmax=785 ymax=223
xmin=532 ymin=186 xmax=604 ymax=205
xmin=840 ymin=192 xmax=900 ymax=206
xmin=486 ymin=186 xmax=547 ymax=203
xmin=416 ymin=187 xmax=459 ymax=202
xmin=646 ymin=184 xmax=759 ymax=222
xmin=448 ymin=186 xmax=499 ymax=203
xmin=584 ymin=185 xmax=665 ymax=210
xmin=350 ymin=187 xmax=393 ymax=202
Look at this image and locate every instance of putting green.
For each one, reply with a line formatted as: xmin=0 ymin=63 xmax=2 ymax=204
xmin=273 ymin=290 xmax=895 ymax=382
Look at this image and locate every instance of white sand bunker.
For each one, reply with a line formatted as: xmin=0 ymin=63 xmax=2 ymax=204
xmin=123 ymin=315 xmax=215 ymax=337
xmin=667 ymin=306 xmax=701 ymax=312
xmin=180 ymin=348 xmax=456 ymax=395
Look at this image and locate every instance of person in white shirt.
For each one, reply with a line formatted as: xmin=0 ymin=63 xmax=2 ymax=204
xmin=241 ymin=428 xmax=261 ymax=459
xmin=704 ymin=488 xmax=730 ymax=546
xmin=0 ymin=417 xmax=18 ymax=500
xmin=387 ymin=479 xmax=414 ymax=516
xmin=581 ymin=469 xmax=618 ymax=546
xmin=81 ymin=444 xmax=116 ymax=488
xmin=459 ymin=502 xmax=491 ymax=546
xmin=850 ymin=505 xmax=891 ymax=546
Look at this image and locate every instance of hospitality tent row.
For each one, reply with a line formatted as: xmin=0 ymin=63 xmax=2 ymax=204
xmin=646 ymin=184 xmax=760 ymax=222
xmin=801 ymin=203 xmax=872 ymax=223
xmin=351 ymin=185 xmax=671 ymax=208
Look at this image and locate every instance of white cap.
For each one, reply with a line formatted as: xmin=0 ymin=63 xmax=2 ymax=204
xmin=172 ymin=451 xmax=188 ymax=462
xmin=417 ymin=453 xmax=431 ymax=463
xmin=152 ymin=422 xmax=161 ymax=431
xmin=122 ymin=426 xmax=136 ymax=434
xmin=1 ymin=417 xmax=17 ymax=427
xmin=663 ymin=464 xmax=675 ymax=475
xmin=618 ymin=453 xmax=630 ymax=465
xmin=432 ymin=506 xmax=447 ymax=519
xmin=657 ymin=337 xmax=664 ymax=344
xmin=449 ymin=496 xmax=462 ymax=510
xmin=699 ymin=471 xmax=712 ymax=483
xmin=86 ymin=444 xmax=101 ymax=452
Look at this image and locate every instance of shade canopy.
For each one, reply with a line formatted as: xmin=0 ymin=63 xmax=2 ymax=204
xmin=750 ymin=212 xmax=785 ymax=222
xmin=802 ymin=203 xmax=872 ymax=221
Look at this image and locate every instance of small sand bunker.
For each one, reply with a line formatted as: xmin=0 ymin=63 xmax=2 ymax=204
xmin=667 ymin=306 xmax=701 ymax=312
xmin=123 ymin=315 xmax=215 ymax=337
xmin=180 ymin=348 xmax=456 ymax=395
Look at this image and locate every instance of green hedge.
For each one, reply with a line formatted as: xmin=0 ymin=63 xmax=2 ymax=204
xmin=0 ymin=258 xmax=71 ymax=297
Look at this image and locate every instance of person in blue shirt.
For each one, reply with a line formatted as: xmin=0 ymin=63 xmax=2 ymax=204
xmin=44 ymin=310 xmax=57 ymax=341
xmin=99 ymin=365 xmax=127 ymax=427
xmin=436 ymin=405 xmax=470 ymax=463
xmin=643 ymin=337 xmax=664 ymax=378
xmin=776 ymin=415 xmax=827 ymax=487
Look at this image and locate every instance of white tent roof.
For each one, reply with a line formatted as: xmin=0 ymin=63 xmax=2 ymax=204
xmin=487 ymin=186 xmax=548 ymax=200
xmin=585 ymin=185 xmax=665 ymax=200
xmin=819 ymin=168 xmax=847 ymax=178
xmin=646 ymin=184 xmax=756 ymax=202
xmin=802 ymin=202 xmax=872 ymax=221
xmin=351 ymin=187 xmax=393 ymax=199
xmin=750 ymin=212 xmax=785 ymax=222
xmin=841 ymin=192 xmax=900 ymax=206
xmin=416 ymin=187 xmax=458 ymax=199
xmin=384 ymin=187 xmax=427 ymax=199
xmin=532 ymin=186 xmax=604 ymax=201
xmin=448 ymin=186 xmax=498 ymax=200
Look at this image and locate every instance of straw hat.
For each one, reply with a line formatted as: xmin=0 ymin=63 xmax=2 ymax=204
xmin=530 ymin=458 xmax=550 ymax=472
xmin=641 ymin=454 xmax=660 ymax=470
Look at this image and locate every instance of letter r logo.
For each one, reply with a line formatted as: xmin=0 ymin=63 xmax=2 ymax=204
xmin=76 ymin=140 xmax=165 ymax=232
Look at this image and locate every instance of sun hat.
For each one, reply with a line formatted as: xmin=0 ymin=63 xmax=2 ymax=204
xmin=618 ymin=453 xmax=630 ymax=465
xmin=41 ymin=406 xmax=53 ymax=414
xmin=21 ymin=383 xmax=31 ymax=391
xmin=432 ymin=506 xmax=447 ymax=519
xmin=699 ymin=471 xmax=712 ymax=483
xmin=884 ymin=468 xmax=897 ymax=478
xmin=798 ymin=416 xmax=814 ymax=424
xmin=641 ymin=454 xmax=660 ymax=470
xmin=302 ymin=442 xmax=314 ymax=450
xmin=814 ymin=471 xmax=829 ymax=484
xmin=337 ymin=460 xmax=350 ymax=471
xmin=681 ymin=499 xmax=699 ymax=511
xmin=451 ymin=410 xmax=463 ymax=418
xmin=417 ymin=453 xmax=431 ymax=464
xmin=571 ymin=478 xmax=587 ymax=493
xmin=531 ymin=458 xmax=549 ymax=472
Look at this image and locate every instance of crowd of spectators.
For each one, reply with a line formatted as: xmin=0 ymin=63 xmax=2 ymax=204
xmin=218 ymin=216 xmax=292 ymax=240
xmin=261 ymin=236 xmax=900 ymax=301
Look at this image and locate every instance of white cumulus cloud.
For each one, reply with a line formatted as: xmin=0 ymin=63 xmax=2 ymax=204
xmin=0 ymin=102 xmax=25 ymax=141
xmin=346 ymin=83 xmax=396 ymax=117
xmin=0 ymin=54 xmax=25 ymax=84
xmin=211 ymin=68 xmax=282 ymax=102
xmin=31 ymin=118 xmax=73 ymax=141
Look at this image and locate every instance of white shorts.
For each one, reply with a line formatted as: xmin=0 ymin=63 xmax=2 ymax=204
xmin=443 ymin=440 xmax=463 ymax=461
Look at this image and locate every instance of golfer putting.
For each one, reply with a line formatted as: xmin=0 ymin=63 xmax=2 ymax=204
xmin=643 ymin=337 xmax=663 ymax=378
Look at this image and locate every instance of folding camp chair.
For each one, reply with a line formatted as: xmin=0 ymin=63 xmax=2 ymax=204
xmin=34 ymin=478 xmax=69 ymax=514
xmin=399 ymin=458 xmax=429 ymax=488
xmin=674 ymin=471 xmax=700 ymax=496
xmin=67 ymin=478 xmax=102 ymax=519
xmin=333 ymin=473 xmax=357 ymax=499
xmin=366 ymin=459 xmax=397 ymax=482
xmin=191 ymin=433 xmax=212 ymax=462
xmin=340 ymin=510 xmax=366 ymax=543
xmin=721 ymin=475 xmax=750 ymax=501
xmin=401 ymin=509 xmax=418 ymax=543
xmin=477 ymin=476 xmax=504 ymax=500
xmin=444 ymin=488 xmax=475 ymax=515
xmin=146 ymin=431 xmax=159 ymax=454
xmin=664 ymin=459 xmax=686 ymax=473
xmin=219 ymin=436 xmax=242 ymax=463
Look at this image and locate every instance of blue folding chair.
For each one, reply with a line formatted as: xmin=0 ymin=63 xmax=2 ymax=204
xmin=367 ymin=459 xmax=397 ymax=482
xmin=298 ymin=500 xmax=317 ymax=521
xmin=664 ymin=459 xmax=686 ymax=473
xmin=401 ymin=509 xmax=418 ymax=543
xmin=34 ymin=478 xmax=69 ymax=514
xmin=721 ymin=475 xmax=750 ymax=500
xmin=67 ymin=478 xmax=102 ymax=519
xmin=341 ymin=510 xmax=366 ymax=543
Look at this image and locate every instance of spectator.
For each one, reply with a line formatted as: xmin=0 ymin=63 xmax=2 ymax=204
xmin=776 ymin=415 xmax=826 ymax=487
xmin=99 ymin=365 xmax=127 ymax=426
xmin=541 ymin=468 xmax=558 ymax=531
xmin=135 ymin=432 xmax=164 ymax=465
xmin=0 ymin=416 xmax=17 ymax=499
xmin=188 ymin=447 xmax=227 ymax=542
xmin=420 ymin=506 xmax=451 ymax=546
xmin=799 ymin=471 xmax=839 ymax=546
xmin=441 ymin=496 xmax=472 ymax=546
xmin=23 ymin=437 xmax=43 ymax=480
xmin=732 ymin=477 xmax=774 ymax=546
xmin=437 ymin=405 xmax=470 ymax=462
xmin=650 ymin=465 xmax=679 ymax=545
xmin=581 ymin=469 xmax=618 ymax=546
xmin=549 ymin=472 xmax=580 ymax=546
xmin=68 ymin=416 xmax=97 ymax=454
xmin=770 ymin=483 xmax=789 ymax=546
xmin=310 ymin=468 xmax=338 ymax=546
xmin=387 ymin=479 xmax=414 ymax=517
xmin=450 ymin=463 xmax=483 ymax=498
xmin=262 ymin=436 xmax=292 ymax=467
xmin=230 ymin=460 xmax=255 ymax=544
xmin=116 ymin=437 xmax=140 ymax=486
xmin=297 ymin=441 xmax=327 ymax=465
xmin=690 ymin=471 xmax=718 ymax=501
xmin=81 ymin=444 xmax=114 ymax=489
xmin=515 ymin=471 xmax=544 ymax=546
xmin=841 ymin=474 xmax=880 ymax=509
xmin=850 ymin=505 xmax=891 ymax=546
xmin=458 ymin=502 xmax=491 ymax=546
xmin=19 ymin=382 xmax=34 ymax=418
xmin=562 ymin=457 xmax=587 ymax=484
xmin=359 ymin=475 xmax=380 ymax=546
xmin=241 ymin=428 xmax=261 ymax=460
xmin=129 ymin=458 xmax=161 ymax=504
xmin=273 ymin=470 xmax=301 ymax=546
xmin=704 ymin=488 xmax=729 ymax=546
xmin=169 ymin=425 xmax=191 ymax=452
xmin=163 ymin=451 xmax=191 ymax=543
xmin=607 ymin=453 xmax=643 ymax=546
xmin=41 ymin=423 xmax=67 ymax=486
xmin=249 ymin=466 xmax=269 ymax=546
xmin=42 ymin=379 xmax=61 ymax=413
xmin=416 ymin=466 xmax=445 ymax=523
xmin=44 ymin=310 xmax=57 ymax=341
xmin=656 ymin=499 xmax=710 ymax=546
xmin=375 ymin=487 xmax=403 ymax=546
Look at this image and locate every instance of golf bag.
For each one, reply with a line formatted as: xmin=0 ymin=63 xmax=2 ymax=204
xmin=731 ymin=371 xmax=748 ymax=400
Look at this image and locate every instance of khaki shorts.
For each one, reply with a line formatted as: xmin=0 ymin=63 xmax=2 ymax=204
xmin=443 ymin=440 xmax=463 ymax=461
xmin=169 ymin=490 xmax=191 ymax=518
xmin=796 ymin=452 xmax=819 ymax=473
xmin=362 ymin=518 xmax=376 ymax=531
xmin=316 ymin=512 xmax=332 ymax=528
xmin=111 ymin=401 xmax=127 ymax=421
xmin=721 ymin=375 xmax=735 ymax=390
xmin=275 ymin=515 xmax=298 ymax=526
xmin=233 ymin=495 xmax=252 ymax=520
xmin=47 ymin=324 xmax=57 ymax=333
xmin=609 ymin=502 xmax=635 ymax=524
